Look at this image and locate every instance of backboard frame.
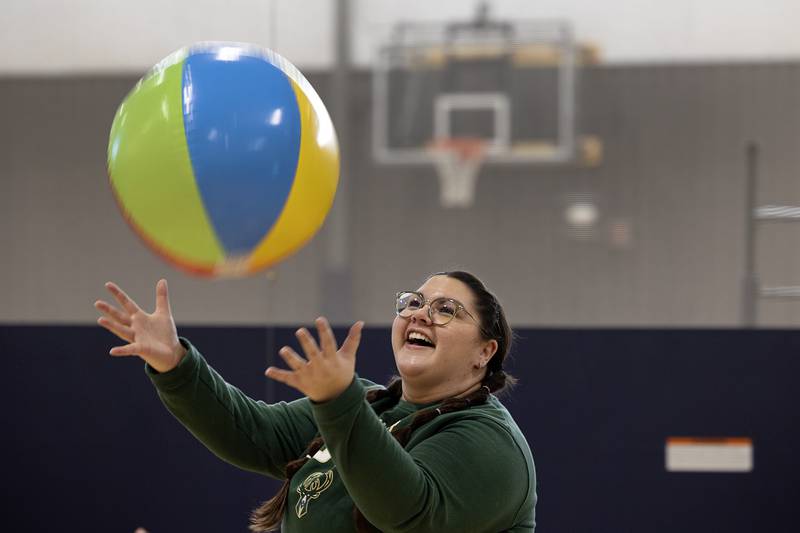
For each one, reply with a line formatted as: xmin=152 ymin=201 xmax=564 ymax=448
xmin=372 ymin=15 xmax=582 ymax=167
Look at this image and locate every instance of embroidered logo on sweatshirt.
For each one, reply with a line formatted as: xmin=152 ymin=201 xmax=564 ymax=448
xmin=296 ymin=470 xmax=334 ymax=518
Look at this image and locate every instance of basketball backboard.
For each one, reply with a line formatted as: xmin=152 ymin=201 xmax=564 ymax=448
xmin=372 ymin=3 xmax=601 ymax=171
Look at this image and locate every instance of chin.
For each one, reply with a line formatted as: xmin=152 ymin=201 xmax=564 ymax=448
xmin=395 ymin=349 xmax=433 ymax=378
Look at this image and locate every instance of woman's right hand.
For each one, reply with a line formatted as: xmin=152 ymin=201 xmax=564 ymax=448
xmin=95 ymin=279 xmax=186 ymax=373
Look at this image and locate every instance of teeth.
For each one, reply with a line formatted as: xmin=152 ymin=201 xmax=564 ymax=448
xmin=407 ymin=331 xmax=434 ymax=345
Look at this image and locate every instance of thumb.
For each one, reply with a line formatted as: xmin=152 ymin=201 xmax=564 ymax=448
xmin=339 ymin=321 xmax=364 ymax=358
xmin=155 ymin=279 xmax=172 ymax=315
xmin=110 ymin=343 xmax=140 ymax=357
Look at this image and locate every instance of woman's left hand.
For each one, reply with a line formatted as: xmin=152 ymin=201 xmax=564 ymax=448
xmin=266 ymin=317 xmax=364 ymax=403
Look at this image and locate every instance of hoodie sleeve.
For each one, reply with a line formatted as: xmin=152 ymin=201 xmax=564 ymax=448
xmin=311 ymin=379 xmax=532 ymax=532
xmin=146 ymin=338 xmax=318 ymax=479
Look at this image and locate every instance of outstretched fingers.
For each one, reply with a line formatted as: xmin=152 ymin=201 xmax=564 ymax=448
xmin=278 ymin=346 xmax=307 ymax=371
xmin=97 ymin=316 xmax=135 ymax=343
xmin=264 ymin=366 xmax=299 ymax=388
xmin=295 ymin=327 xmax=322 ymax=360
xmin=339 ymin=321 xmax=364 ymax=358
xmin=94 ymin=299 xmax=132 ymax=326
xmin=266 ymin=320 xmax=363 ymax=401
xmin=105 ymin=282 xmax=142 ymax=316
xmin=315 ymin=317 xmax=337 ymax=355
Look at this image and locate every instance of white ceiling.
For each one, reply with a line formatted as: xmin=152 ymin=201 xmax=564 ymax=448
xmin=2 ymin=0 xmax=799 ymax=75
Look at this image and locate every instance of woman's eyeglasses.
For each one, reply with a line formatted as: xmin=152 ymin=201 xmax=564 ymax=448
xmin=395 ymin=291 xmax=483 ymax=330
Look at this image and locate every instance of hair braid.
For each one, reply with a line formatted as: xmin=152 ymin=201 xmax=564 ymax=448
xmin=365 ymin=376 xmax=403 ymax=404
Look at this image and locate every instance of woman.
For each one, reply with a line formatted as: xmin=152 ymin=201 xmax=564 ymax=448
xmin=95 ymin=271 xmax=537 ymax=532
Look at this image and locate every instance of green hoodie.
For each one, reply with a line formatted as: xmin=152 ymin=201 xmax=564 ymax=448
xmin=147 ymin=339 xmax=537 ymax=532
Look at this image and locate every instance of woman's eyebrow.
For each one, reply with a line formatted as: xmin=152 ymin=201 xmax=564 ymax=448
xmin=417 ymin=291 xmax=465 ymax=305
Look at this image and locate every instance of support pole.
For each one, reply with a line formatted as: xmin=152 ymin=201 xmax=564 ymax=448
xmin=321 ymin=0 xmax=353 ymax=324
xmin=741 ymin=142 xmax=759 ymax=327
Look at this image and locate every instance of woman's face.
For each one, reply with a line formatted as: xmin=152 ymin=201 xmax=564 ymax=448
xmin=391 ymin=275 xmax=495 ymax=395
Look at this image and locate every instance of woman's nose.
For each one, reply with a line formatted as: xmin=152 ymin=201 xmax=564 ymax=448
xmin=410 ymin=304 xmax=432 ymax=324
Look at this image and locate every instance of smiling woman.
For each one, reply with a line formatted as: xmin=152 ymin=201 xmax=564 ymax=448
xmin=390 ymin=273 xmax=511 ymax=404
xmin=94 ymin=271 xmax=537 ymax=533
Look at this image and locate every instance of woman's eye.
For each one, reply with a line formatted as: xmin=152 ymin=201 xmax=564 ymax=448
xmin=407 ymin=296 xmax=423 ymax=308
xmin=436 ymin=303 xmax=456 ymax=316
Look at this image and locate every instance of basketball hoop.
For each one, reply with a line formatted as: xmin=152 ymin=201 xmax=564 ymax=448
xmin=427 ymin=138 xmax=487 ymax=208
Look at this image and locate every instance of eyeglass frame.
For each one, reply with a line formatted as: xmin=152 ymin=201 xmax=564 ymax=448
xmin=395 ymin=291 xmax=491 ymax=338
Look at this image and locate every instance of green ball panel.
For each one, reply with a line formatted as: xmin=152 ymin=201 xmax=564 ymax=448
xmin=107 ymin=56 xmax=224 ymax=267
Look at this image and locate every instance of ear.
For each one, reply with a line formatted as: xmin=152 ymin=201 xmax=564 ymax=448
xmin=477 ymin=339 xmax=498 ymax=368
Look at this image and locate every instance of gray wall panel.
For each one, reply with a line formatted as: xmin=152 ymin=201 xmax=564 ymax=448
xmin=1 ymin=63 xmax=798 ymax=326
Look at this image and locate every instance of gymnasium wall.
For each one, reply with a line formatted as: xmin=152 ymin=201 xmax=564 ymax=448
xmin=1 ymin=64 xmax=798 ymax=327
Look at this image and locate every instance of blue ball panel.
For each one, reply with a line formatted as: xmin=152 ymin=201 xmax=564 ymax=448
xmin=182 ymin=51 xmax=301 ymax=256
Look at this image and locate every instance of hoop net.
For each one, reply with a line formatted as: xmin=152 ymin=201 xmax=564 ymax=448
xmin=427 ymin=138 xmax=487 ymax=208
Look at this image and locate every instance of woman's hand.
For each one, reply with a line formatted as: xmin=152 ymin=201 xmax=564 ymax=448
xmin=266 ymin=317 xmax=364 ymax=403
xmin=94 ymin=279 xmax=186 ymax=373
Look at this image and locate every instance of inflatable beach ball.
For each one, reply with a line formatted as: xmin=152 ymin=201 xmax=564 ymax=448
xmin=107 ymin=42 xmax=339 ymax=277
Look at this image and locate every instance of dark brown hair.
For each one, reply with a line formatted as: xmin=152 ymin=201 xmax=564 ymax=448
xmin=250 ymin=271 xmax=514 ymax=532
xmin=433 ymin=270 xmax=516 ymax=383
